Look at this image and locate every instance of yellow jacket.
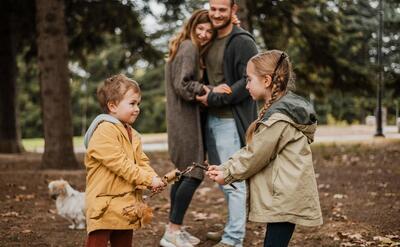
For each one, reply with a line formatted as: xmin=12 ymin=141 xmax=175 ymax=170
xmin=84 ymin=121 xmax=157 ymax=234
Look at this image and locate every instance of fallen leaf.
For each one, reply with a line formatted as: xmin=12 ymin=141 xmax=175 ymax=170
xmin=15 ymin=194 xmax=35 ymax=201
xmin=333 ymin=194 xmax=346 ymax=199
xmin=18 ymin=186 xmax=27 ymax=191
xmin=373 ymin=236 xmax=393 ymax=244
xmin=191 ymin=211 xmax=208 ymax=221
xmin=48 ymin=209 xmax=57 ymax=214
xmin=0 ymin=211 xmax=19 ymax=217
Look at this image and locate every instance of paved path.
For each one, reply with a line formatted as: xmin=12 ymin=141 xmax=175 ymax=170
xmin=30 ymin=125 xmax=400 ymax=153
xmin=93 ymin=125 xmax=400 ymax=152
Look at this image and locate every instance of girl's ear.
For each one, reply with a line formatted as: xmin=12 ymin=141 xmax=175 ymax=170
xmin=107 ymin=101 xmax=117 ymax=113
xmin=264 ymin=75 xmax=272 ymax=88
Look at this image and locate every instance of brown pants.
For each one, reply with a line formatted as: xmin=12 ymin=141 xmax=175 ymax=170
xmin=85 ymin=229 xmax=133 ymax=247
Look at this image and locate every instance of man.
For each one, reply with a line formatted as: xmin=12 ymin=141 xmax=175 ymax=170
xmin=196 ymin=0 xmax=258 ymax=246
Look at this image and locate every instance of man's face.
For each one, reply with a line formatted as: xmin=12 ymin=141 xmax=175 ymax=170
xmin=209 ymin=0 xmax=235 ymax=30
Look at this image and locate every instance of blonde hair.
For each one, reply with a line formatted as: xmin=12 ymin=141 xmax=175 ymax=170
xmin=166 ymin=9 xmax=215 ymax=64
xmin=245 ymin=50 xmax=295 ymax=143
xmin=97 ymin=74 xmax=140 ymax=113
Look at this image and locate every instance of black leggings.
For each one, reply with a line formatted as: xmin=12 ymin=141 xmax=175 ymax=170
xmin=264 ymin=222 xmax=296 ymax=247
xmin=169 ymin=176 xmax=202 ymax=225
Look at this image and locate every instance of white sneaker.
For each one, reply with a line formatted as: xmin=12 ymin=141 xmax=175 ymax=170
xmin=181 ymin=229 xmax=200 ymax=245
xmin=160 ymin=229 xmax=194 ymax=247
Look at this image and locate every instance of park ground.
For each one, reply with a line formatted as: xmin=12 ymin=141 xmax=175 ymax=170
xmin=0 ymin=134 xmax=399 ymax=246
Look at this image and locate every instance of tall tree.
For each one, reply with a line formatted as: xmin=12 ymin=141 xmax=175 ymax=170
xmin=0 ymin=1 xmax=26 ymax=153
xmin=236 ymin=0 xmax=251 ymax=31
xmin=36 ymin=0 xmax=79 ymax=169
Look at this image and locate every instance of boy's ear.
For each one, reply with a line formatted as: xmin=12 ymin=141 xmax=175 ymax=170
xmin=107 ymin=101 xmax=117 ymax=113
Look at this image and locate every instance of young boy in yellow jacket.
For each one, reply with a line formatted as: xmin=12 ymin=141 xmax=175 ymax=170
xmin=83 ymin=74 xmax=165 ymax=247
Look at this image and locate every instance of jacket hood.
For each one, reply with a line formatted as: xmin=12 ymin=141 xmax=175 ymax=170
xmin=225 ymin=26 xmax=256 ymax=48
xmin=261 ymin=91 xmax=317 ymax=142
xmin=83 ymin=114 xmax=121 ymax=148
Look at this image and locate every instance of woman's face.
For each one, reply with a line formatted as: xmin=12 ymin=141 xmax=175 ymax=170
xmin=195 ymin=22 xmax=213 ymax=46
xmin=245 ymin=62 xmax=271 ymax=101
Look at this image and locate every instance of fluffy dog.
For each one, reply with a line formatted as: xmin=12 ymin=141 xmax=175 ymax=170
xmin=48 ymin=179 xmax=86 ymax=229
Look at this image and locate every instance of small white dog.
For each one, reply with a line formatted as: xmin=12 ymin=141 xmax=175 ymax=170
xmin=48 ymin=179 xmax=86 ymax=229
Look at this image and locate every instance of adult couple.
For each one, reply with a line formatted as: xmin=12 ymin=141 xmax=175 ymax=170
xmin=164 ymin=0 xmax=258 ymax=247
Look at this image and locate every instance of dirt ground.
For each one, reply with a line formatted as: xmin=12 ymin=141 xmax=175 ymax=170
xmin=0 ymin=140 xmax=399 ymax=247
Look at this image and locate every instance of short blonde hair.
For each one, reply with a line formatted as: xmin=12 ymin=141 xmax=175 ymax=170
xmin=97 ymin=74 xmax=140 ymax=113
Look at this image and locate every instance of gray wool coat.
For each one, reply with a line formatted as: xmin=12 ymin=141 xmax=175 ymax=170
xmin=165 ymin=39 xmax=205 ymax=180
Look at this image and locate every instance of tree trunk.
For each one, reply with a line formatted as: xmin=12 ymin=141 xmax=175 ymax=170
xmin=236 ymin=0 xmax=252 ymax=32
xmin=36 ymin=0 xmax=79 ymax=169
xmin=0 ymin=1 xmax=24 ymax=153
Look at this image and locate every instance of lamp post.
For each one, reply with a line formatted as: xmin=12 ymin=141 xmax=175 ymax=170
xmin=375 ymin=0 xmax=384 ymax=137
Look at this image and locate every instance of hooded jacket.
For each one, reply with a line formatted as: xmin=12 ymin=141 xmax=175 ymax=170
xmin=206 ymin=26 xmax=258 ymax=148
xmin=84 ymin=114 xmax=157 ymax=233
xmin=222 ymin=92 xmax=323 ymax=226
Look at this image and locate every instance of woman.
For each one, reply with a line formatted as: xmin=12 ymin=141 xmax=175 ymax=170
xmin=162 ymin=9 xmax=220 ymax=247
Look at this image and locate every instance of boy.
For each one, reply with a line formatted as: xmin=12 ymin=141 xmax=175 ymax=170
xmin=84 ymin=74 xmax=165 ymax=247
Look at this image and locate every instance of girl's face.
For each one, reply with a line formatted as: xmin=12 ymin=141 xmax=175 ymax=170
xmin=195 ymin=22 xmax=213 ymax=46
xmin=245 ymin=62 xmax=272 ymax=101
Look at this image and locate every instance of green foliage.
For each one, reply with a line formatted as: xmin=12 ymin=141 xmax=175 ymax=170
xmin=14 ymin=0 xmax=400 ymax=138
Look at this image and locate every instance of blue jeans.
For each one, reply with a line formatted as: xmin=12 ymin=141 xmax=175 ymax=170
xmin=206 ymin=115 xmax=246 ymax=247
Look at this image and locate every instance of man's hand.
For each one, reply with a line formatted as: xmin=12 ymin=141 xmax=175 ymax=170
xmin=206 ymin=165 xmax=226 ymax=185
xmin=196 ymin=85 xmax=210 ymax=106
xmin=150 ymin=176 xmax=166 ymax=193
xmin=213 ymin=83 xmax=232 ymax=94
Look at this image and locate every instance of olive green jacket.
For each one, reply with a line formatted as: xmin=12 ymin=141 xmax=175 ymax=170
xmin=222 ymin=92 xmax=323 ymax=226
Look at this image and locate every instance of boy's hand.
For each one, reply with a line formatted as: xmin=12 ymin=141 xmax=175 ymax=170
xmin=150 ymin=176 xmax=166 ymax=193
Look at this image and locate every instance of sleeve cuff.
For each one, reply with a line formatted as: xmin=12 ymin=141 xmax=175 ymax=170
xmin=140 ymin=172 xmax=157 ymax=188
xmin=223 ymin=166 xmax=237 ymax=184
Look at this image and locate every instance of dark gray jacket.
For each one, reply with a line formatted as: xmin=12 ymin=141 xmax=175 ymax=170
xmin=165 ymin=40 xmax=205 ymax=180
xmin=206 ymin=26 xmax=258 ymax=147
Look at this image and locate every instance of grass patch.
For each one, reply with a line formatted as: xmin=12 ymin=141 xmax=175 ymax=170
xmin=22 ymin=136 xmax=84 ymax=151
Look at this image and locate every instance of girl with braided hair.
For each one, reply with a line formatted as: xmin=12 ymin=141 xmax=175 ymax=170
xmin=207 ymin=50 xmax=323 ymax=247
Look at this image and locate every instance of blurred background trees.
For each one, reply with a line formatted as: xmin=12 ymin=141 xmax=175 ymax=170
xmin=0 ymin=0 xmax=399 ymax=154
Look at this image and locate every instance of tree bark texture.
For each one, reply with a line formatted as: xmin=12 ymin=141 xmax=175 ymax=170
xmin=36 ymin=0 xmax=79 ymax=169
xmin=236 ymin=0 xmax=252 ymax=32
xmin=0 ymin=1 xmax=24 ymax=153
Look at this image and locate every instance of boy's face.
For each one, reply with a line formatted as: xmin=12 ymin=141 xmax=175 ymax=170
xmin=108 ymin=89 xmax=141 ymax=125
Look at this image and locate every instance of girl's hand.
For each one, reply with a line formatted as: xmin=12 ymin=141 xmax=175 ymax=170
xmin=206 ymin=170 xmax=226 ymax=185
xmin=213 ymin=84 xmax=232 ymax=94
xmin=206 ymin=165 xmax=225 ymax=185
xmin=232 ymin=14 xmax=241 ymax=27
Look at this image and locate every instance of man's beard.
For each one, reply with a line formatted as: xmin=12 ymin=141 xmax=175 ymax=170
xmin=213 ymin=13 xmax=232 ymax=30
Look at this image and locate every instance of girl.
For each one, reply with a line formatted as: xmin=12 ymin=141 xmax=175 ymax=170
xmin=207 ymin=50 xmax=323 ymax=247
xmin=163 ymin=9 xmax=230 ymax=247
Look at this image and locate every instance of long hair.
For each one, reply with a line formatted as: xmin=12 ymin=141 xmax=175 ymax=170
xmin=166 ymin=9 xmax=215 ymax=63
xmin=245 ymin=50 xmax=295 ymax=143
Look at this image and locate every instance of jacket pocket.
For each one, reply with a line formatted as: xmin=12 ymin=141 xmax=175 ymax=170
xmin=271 ymin=163 xmax=279 ymax=196
xmin=89 ymin=196 xmax=112 ymax=220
